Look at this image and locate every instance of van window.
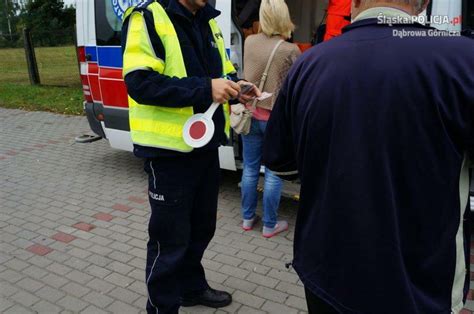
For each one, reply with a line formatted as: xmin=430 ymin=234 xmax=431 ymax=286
xmin=95 ymin=0 xmax=142 ymax=46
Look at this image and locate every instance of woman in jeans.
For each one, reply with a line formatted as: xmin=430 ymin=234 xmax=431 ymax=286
xmin=241 ymin=0 xmax=301 ymax=238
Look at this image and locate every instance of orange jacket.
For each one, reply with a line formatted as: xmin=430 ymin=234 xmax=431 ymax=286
xmin=324 ymin=0 xmax=351 ymax=41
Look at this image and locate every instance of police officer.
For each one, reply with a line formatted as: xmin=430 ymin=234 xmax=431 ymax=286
xmin=121 ymin=0 xmax=259 ymax=313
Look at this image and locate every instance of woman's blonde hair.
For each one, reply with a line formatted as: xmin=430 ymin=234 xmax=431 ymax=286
xmin=259 ymin=0 xmax=295 ymax=39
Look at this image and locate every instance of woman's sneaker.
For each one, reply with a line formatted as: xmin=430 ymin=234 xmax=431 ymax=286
xmin=242 ymin=215 xmax=260 ymax=231
xmin=262 ymin=221 xmax=289 ymax=238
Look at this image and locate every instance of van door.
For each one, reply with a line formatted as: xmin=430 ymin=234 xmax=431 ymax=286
xmin=430 ymin=0 xmax=463 ymax=31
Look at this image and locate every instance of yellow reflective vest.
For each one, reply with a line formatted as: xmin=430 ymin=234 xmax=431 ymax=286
xmin=123 ymin=2 xmax=236 ymax=152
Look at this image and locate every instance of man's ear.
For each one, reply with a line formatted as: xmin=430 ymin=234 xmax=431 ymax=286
xmin=353 ymin=0 xmax=362 ymax=8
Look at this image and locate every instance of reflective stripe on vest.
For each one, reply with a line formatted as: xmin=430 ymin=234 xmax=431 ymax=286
xmin=123 ymin=2 xmax=236 ymax=152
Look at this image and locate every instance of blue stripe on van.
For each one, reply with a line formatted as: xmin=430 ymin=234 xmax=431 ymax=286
xmin=97 ymin=47 xmax=123 ymax=68
xmin=85 ymin=46 xmax=98 ymax=62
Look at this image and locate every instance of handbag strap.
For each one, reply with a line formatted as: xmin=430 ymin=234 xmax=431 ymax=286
xmin=252 ymin=39 xmax=284 ymax=108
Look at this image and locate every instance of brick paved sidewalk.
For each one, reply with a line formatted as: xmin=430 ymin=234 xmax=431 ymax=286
xmin=1 ymin=108 xmax=474 ymax=314
xmin=0 ymin=109 xmax=304 ymax=314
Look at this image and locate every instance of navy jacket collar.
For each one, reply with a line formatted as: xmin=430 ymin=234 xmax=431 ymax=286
xmin=160 ymin=0 xmax=220 ymax=22
xmin=342 ymin=18 xmax=433 ymax=33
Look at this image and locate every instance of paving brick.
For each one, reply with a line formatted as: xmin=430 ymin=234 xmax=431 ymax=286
xmin=51 ymin=232 xmax=77 ymax=243
xmin=68 ymin=247 xmax=92 ymax=259
xmin=84 ymin=264 xmax=112 ymax=279
xmin=72 ymin=222 xmax=95 ymax=232
xmin=213 ymin=254 xmax=243 ymax=267
xmin=31 ymin=300 xmax=62 ymax=313
xmin=3 ymin=258 xmax=30 ymax=271
xmin=3 ymin=305 xmax=34 ymax=314
xmin=93 ymin=212 xmax=114 ymax=222
xmin=0 ymin=269 xmax=24 ymax=283
xmin=0 ymin=297 xmax=14 ymax=312
xmin=285 ymin=295 xmax=308 ymax=311
xmin=108 ymin=251 xmax=135 ymax=263
xmin=87 ymin=254 xmax=111 ymax=267
xmin=236 ymin=251 xmax=265 ymax=264
xmin=262 ymin=257 xmax=291 ymax=270
xmin=262 ymin=300 xmax=299 ymax=314
xmin=237 ymin=306 xmax=266 ymax=314
xmin=57 ymin=295 xmax=89 ymax=312
xmin=128 ymin=196 xmax=147 ymax=204
xmin=112 ymin=203 xmax=133 ymax=212
xmin=254 ymin=286 xmax=289 ymax=303
xmin=63 ymin=256 xmax=91 ymax=271
xmin=109 ymin=286 xmax=141 ymax=304
xmin=275 ymin=281 xmax=305 ymax=297
xmin=83 ymin=291 xmax=114 ymax=308
xmin=107 ymin=300 xmax=141 ymax=313
xmin=41 ymin=273 xmax=69 ymax=288
xmin=108 ymin=261 xmax=133 ymax=276
xmin=10 ymin=290 xmax=40 ymax=307
xmin=211 ymin=244 xmax=240 ymax=256
xmin=62 ymin=281 xmax=91 ymax=298
xmin=254 ymin=247 xmax=284 ymax=259
xmin=90 ymin=235 xmax=114 ymax=248
xmin=268 ymin=269 xmax=299 ymax=284
xmin=104 ymin=272 xmax=134 ymax=288
xmin=26 ymin=243 xmax=53 ymax=256
xmin=81 ymin=305 xmax=109 ymax=314
xmin=65 ymin=269 xmax=94 ymax=285
xmin=0 ymin=282 xmax=18 ymax=297
xmin=239 ymin=261 xmax=271 ymax=275
xmin=46 ymin=262 xmax=73 ymax=276
xmin=36 ymin=285 xmax=66 ymax=303
xmin=229 ymin=240 xmax=258 ymax=252
xmin=249 ymin=237 xmax=278 ymax=250
xmin=86 ymin=278 xmax=116 ymax=294
xmin=218 ymin=264 xmax=250 ymax=280
xmin=246 ymin=273 xmax=280 ymax=289
xmin=223 ymin=276 xmax=258 ymax=293
xmin=16 ymin=277 xmax=44 ymax=293
xmin=205 ymin=269 xmax=228 ymax=284
xmin=232 ymin=290 xmax=265 ymax=309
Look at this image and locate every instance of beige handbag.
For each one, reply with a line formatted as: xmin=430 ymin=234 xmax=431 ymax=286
xmin=230 ymin=39 xmax=284 ymax=135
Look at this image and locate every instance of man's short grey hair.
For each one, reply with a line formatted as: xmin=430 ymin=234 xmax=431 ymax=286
xmin=361 ymin=0 xmax=425 ymax=11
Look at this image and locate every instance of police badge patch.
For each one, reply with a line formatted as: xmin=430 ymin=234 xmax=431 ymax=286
xmin=111 ymin=0 xmax=141 ymax=20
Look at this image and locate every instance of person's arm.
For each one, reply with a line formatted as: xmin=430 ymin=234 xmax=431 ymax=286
xmin=263 ymin=77 xmax=298 ymax=180
xmin=122 ymin=9 xmax=224 ymax=107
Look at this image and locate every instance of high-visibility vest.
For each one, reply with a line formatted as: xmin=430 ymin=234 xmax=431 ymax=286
xmin=122 ymin=1 xmax=236 ymax=152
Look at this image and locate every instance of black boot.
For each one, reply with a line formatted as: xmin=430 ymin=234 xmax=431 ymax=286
xmin=180 ymin=287 xmax=232 ymax=308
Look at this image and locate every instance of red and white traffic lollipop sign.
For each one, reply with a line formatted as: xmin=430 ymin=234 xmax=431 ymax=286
xmin=183 ymin=102 xmax=220 ymax=148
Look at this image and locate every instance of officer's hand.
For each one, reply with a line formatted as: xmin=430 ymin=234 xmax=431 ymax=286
xmin=237 ymin=81 xmax=262 ymax=104
xmin=211 ymin=79 xmax=241 ymax=104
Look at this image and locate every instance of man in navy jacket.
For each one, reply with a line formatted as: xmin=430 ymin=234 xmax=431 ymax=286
xmin=264 ymin=0 xmax=474 ymax=313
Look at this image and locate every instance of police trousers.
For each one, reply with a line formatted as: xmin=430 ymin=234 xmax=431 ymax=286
xmin=144 ymin=149 xmax=220 ymax=314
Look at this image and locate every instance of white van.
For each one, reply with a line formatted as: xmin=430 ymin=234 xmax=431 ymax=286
xmin=75 ymin=0 xmax=473 ymax=171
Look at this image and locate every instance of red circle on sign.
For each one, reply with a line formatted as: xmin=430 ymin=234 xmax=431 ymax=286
xmin=189 ymin=121 xmax=206 ymax=140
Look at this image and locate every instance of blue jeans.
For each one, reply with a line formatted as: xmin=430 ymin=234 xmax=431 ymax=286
xmin=241 ymin=119 xmax=283 ymax=228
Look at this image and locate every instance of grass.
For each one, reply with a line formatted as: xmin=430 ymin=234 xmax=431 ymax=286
xmin=0 ymin=45 xmax=84 ymax=115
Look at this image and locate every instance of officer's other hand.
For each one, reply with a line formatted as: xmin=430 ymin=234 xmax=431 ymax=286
xmin=237 ymin=81 xmax=261 ymax=104
xmin=211 ymin=79 xmax=241 ymax=104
